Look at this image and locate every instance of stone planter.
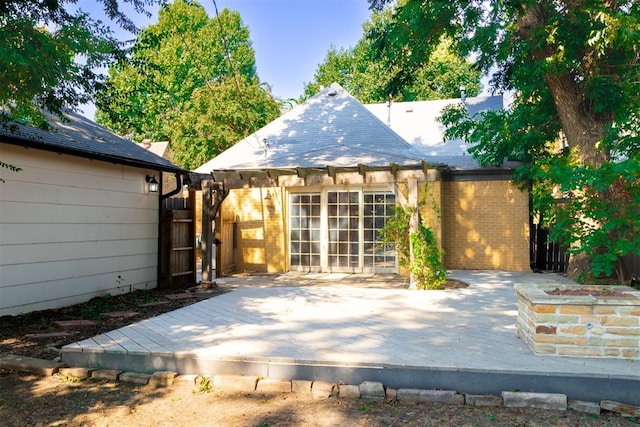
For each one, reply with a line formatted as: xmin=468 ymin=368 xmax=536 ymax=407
xmin=515 ymin=284 xmax=640 ymax=359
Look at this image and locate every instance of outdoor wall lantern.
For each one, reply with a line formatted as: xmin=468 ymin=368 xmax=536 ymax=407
xmin=146 ymin=174 xmax=159 ymax=193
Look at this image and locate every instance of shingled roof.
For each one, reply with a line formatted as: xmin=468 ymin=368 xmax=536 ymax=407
xmin=0 ymin=111 xmax=185 ymax=174
xmin=366 ymin=96 xmax=503 ymax=153
xmin=365 ymin=96 xmax=504 ymax=169
xmin=195 ymin=83 xmax=426 ymax=173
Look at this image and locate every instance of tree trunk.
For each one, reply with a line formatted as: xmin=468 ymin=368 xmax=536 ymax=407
xmin=543 ymin=73 xmax=609 ymax=167
xmin=516 ymin=3 xmax=609 ymax=168
xmin=517 ymin=3 xmax=611 ymax=279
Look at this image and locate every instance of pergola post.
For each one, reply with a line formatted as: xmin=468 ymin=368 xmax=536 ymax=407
xmin=407 ymin=177 xmax=419 ymax=290
xmin=201 ymin=180 xmax=214 ymax=285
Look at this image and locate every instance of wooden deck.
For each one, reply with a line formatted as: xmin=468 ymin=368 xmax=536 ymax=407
xmin=61 ymin=271 xmax=640 ymax=405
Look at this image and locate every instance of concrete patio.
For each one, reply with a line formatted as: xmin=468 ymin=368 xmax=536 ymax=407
xmin=61 ymin=271 xmax=639 ymax=405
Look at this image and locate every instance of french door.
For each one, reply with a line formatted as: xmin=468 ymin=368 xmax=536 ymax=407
xmin=289 ymin=188 xmax=396 ymax=273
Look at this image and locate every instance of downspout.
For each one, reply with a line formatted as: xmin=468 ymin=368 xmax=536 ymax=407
xmin=161 ymin=173 xmax=183 ymax=200
xmin=157 ymin=172 xmax=183 ymax=288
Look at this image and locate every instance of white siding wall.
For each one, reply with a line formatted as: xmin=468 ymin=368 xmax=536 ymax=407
xmin=0 ymin=144 xmax=160 ymax=316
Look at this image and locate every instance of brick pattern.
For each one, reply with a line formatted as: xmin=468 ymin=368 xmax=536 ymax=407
xmin=442 ymin=180 xmax=530 ymax=271
xmin=218 ymin=179 xmax=530 ymax=274
xmin=221 ymin=187 xmax=286 ymax=273
xmin=516 ymin=285 xmax=640 ymax=359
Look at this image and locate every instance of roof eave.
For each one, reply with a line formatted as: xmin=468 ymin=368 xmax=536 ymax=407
xmin=1 ymin=134 xmax=186 ymax=174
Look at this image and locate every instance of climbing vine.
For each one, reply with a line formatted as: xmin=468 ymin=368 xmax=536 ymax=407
xmin=379 ymin=204 xmax=447 ymax=290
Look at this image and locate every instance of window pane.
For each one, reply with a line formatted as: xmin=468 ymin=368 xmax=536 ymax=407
xmin=351 ymin=243 xmax=359 ymax=255
xmin=290 ymin=192 xmax=321 ymax=268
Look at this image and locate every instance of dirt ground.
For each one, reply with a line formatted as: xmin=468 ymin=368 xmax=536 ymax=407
xmin=1 ymin=287 xmax=638 ymax=426
xmin=0 ymin=287 xmax=222 ymax=360
xmin=1 ymin=371 xmax=638 ymax=427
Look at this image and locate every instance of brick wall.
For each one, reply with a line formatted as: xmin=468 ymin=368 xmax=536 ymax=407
xmin=516 ymin=284 xmax=640 ymax=359
xmin=418 ymin=180 xmax=443 ymax=247
xmin=442 ymin=180 xmax=530 ymax=271
xmin=213 ymin=178 xmax=530 ymax=274
xmin=220 ymin=187 xmax=286 ymax=273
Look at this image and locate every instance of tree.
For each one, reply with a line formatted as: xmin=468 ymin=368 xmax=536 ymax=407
xmin=96 ymin=0 xmax=279 ymax=169
xmin=302 ymin=9 xmax=481 ymax=103
xmin=369 ymin=0 xmax=640 ymax=281
xmin=169 ymin=77 xmax=280 ymax=170
xmin=0 ymin=0 xmax=156 ymax=127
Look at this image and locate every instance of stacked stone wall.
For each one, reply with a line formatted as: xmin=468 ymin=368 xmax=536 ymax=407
xmin=516 ymin=284 xmax=640 ymax=359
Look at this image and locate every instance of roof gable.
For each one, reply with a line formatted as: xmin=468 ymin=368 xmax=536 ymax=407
xmin=195 ymin=83 xmax=426 ymax=173
xmin=137 ymin=140 xmax=172 ymax=159
xmin=365 ymin=96 xmax=503 ymax=159
xmin=1 ymin=112 xmax=184 ymax=173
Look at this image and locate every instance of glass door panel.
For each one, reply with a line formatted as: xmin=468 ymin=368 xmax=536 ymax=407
xmin=289 ymin=193 xmax=321 ymax=271
xmin=363 ymin=192 xmax=396 ymax=271
xmin=327 ymin=190 xmax=360 ymax=271
xmin=290 ymin=189 xmax=396 ymax=273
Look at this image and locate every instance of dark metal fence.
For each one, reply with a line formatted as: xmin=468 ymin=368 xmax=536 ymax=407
xmin=622 ymin=253 xmax=640 ymax=280
xmin=531 ymin=224 xmax=569 ymax=272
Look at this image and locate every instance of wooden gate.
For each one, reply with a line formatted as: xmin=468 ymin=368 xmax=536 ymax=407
xmin=218 ymin=211 xmax=237 ymax=275
xmin=159 ymin=196 xmax=196 ymax=288
xmin=531 ymin=224 xmax=569 ymax=272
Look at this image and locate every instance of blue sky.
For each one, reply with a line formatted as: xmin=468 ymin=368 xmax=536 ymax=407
xmin=77 ymin=0 xmax=372 ymax=118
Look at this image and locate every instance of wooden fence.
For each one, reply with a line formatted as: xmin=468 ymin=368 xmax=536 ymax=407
xmin=159 ymin=196 xmax=196 ymax=288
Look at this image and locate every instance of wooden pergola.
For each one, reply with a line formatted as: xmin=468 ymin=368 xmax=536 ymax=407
xmin=190 ymin=161 xmax=443 ymax=288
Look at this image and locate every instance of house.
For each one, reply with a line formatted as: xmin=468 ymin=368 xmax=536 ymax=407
xmin=0 ymin=111 xmax=186 ymax=316
xmin=194 ymin=83 xmax=530 ymax=277
xmin=364 ymin=95 xmax=529 ymax=271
